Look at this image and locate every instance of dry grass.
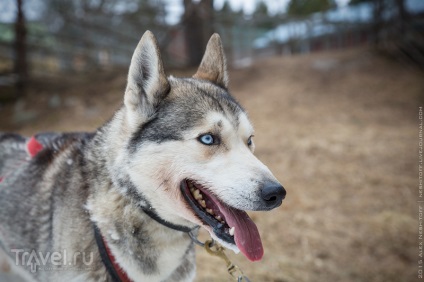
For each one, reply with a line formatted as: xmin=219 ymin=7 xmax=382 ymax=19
xmin=0 ymin=48 xmax=421 ymax=282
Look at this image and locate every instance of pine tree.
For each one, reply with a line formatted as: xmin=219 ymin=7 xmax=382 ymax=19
xmin=287 ymin=0 xmax=334 ymax=17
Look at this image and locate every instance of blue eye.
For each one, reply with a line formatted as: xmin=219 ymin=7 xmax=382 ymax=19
xmin=199 ymin=134 xmax=215 ymax=145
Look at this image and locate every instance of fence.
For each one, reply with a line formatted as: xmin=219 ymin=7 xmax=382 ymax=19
xmin=0 ymin=1 xmax=423 ymax=83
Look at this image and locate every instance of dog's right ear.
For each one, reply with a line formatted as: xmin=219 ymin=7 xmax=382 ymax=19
xmin=124 ymin=31 xmax=170 ymax=129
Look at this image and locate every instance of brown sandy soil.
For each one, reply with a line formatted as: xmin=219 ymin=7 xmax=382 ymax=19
xmin=0 ymin=48 xmax=422 ymax=282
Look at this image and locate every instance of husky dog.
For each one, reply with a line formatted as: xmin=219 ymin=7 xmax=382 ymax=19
xmin=0 ymin=31 xmax=286 ymax=281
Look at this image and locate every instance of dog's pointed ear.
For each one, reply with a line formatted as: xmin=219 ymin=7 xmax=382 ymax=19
xmin=193 ymin=33 xmax=229 ymax=89
xmin=124 ymin=30 xmax=170 ymax=128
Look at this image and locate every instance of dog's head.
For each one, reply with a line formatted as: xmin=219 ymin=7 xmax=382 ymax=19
xmin=114 ymin=31 xmax=286 ymax=261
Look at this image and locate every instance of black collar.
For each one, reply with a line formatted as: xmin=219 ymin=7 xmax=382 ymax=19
xmin=140 ymin=206 xmax=194 ymax=233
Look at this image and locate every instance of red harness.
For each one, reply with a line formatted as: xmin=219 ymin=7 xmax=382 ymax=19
xmin=102 ymin=236 xmax=132 ymax=282
xmin=93 ymin=225 xmax=133 ymax=282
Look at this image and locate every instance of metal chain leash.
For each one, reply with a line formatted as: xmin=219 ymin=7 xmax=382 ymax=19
xmin=203 ymin=240 xmax=251 ymax=282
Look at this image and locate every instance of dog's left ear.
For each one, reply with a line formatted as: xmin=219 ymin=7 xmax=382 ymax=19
xmin=124 ymin=31 xmax=170 ymax=128
xmin=193 ymin=33 xmax=229 ymax=89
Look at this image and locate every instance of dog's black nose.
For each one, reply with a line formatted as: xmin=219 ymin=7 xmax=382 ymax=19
xmin=261 ymin=181 xmax=286 ymax=209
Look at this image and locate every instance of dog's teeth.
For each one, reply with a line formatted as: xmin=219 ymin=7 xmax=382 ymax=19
xmin=193 ymin=189 xmax=201 ymax=200
xmin=206 ymin=208 xmax=213 ymax=214
xmin=200 ymin=200 xmax=206 ymax=208
xmin=215 ymin=215 xmax=221 ymax=221
xmin=229 ymin=227 xmax=235 ymax=236
xmin=193 ymin=189 xmax=203 ymax=200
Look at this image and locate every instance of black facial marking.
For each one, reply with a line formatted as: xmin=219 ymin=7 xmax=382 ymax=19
xmin=128 ymin=114 xmax=183 ymax=153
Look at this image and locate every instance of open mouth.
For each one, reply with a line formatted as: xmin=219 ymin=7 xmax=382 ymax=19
xmin=180 ymin=179 xmax=263 ymax=261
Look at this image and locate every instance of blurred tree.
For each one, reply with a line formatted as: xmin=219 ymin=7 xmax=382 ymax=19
xmin=349 ymin=0 xmax=410 ymax=48
xmin=287 ymin=0 xmax=335 ymax=16
xmin=183 ymin=0 xmax=214 ymax=67
xmin=14 ymin=0 xmax=28 ymax=96
xmin=220 ymin=0 xmax=232 ymax=14
xmin=372 ymin=0 xmax=385 ymax=44
xmin=213 ymin=0 xmax=246 ymax=64
xmin=348 ymin=0 xmax=372 ymax=5
xmin=252 ymin=0 xmax=275 ymax=30
xmin=394 ymin=0 xmax=408 ymax=34
xmin=215 ymin=0 xmax=244 ymax=25
xmin=255 ymin=1 xmax=269 ymax=15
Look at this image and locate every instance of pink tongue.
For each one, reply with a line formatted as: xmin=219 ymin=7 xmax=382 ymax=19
xmin=217 ymin=203 xmax=264 ymax=261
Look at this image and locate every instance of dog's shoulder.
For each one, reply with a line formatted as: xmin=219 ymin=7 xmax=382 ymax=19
xmin=0 ymin=131 xmax=94 ymax=180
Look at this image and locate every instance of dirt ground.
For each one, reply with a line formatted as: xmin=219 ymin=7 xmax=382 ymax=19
xmin=0 ymin=48 xmax=422 ymax=282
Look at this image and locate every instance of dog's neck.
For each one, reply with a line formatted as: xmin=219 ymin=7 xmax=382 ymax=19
xmin=83 ymin=116 xmax=197 ymax=281
xmin=86 ymin=182 xmax=196 ymax=281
